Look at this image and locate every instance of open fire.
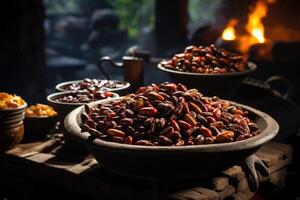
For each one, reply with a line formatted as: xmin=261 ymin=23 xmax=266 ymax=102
xmin=221 ymin=0 xmax=274 ymax=53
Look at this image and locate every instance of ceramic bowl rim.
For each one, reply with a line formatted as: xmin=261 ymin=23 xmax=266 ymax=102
xmin=157 ymin=61 xmax=257 ymax=77
xmin=47 ymin=91 xmax=119 ymax=106
xmin=0 ymin=103 xmax=27 ymax=112
xmin=55 ymin=79 xmax=130 ymax=92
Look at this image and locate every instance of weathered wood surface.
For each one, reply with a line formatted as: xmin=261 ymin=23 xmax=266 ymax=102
xmin=0 ymin=134 xmax=293 ymax=200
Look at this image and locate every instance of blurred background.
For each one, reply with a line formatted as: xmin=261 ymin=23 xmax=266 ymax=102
xmin=1 ymin=0 xmax=300 ymax=103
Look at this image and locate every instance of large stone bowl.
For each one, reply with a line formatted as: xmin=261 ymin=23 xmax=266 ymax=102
xmin=157 ymin=62 xmax=257 ymax=98
xmin=64 ymin=97 xmax=278 ymax=181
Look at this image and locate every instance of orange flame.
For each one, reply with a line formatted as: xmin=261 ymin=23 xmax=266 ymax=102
xmin=222 ymin=19 xmax=237 ymax=41
xmin=246 ymin=1 xmax=267 ymax=43
xmin=221 ymin=0 xmax=274 ymax=53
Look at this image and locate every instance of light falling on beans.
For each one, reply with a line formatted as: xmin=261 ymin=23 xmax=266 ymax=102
xmin=80 ymin=82 xmax=260 ymax=146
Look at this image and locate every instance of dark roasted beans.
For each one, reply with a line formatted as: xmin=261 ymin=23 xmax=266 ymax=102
xmin=55 ymin=90 xmax=113 ymax=103
xmin=160 ymin=44 xmax=249 ymax=74
xmin=81 ymin=82 xmax=260 ymax=146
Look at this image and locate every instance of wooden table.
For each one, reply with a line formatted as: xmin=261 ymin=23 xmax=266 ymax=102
xmin=0 ymin=134 xmax=292 ymax=200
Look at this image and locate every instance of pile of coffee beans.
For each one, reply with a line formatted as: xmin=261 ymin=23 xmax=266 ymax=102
xmin=81 ymin=83 xmax=259 ymax=146
xmin=66 ymin=79 xmax=126 ymax=91
xmin=55 ymin=90 xmax=113 ymax=103
xmin=160 ymin=44 xmax=249 ymax=74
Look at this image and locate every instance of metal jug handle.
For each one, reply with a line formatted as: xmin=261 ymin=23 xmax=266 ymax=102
xmin=241 ymin=154 xmax=269 ymax=192
xmin=97 ymin=56 xmax=123 ymax=80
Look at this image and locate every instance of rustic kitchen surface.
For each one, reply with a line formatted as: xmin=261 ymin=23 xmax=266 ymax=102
xmin=1 ymin=0 xmax=300 ymax=200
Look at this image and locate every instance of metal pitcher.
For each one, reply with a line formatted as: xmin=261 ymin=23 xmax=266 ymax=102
xmin=98 ymin=56 xmax=143 ymax=92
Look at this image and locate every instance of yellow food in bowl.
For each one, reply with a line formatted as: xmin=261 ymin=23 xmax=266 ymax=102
xmin=0 ymin=92 xmax=26 ymax=109
xmin=25 ymin=104 xmax=57 ymax=117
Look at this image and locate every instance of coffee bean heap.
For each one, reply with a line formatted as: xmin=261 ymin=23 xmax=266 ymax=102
xmin=160 ymin=44 xmax=249 ymax=74
xmin=81 ymin=83 xmax=259 ymax=146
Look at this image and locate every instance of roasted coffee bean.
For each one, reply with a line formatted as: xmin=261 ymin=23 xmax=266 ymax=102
xmin=194 ymin=134 xmax=205 ymax=145
xmin=207 ymin=116 xmax=216 ymax=123
xmin=204 ymin=137 xmax=214 ymax=144
xmin=84 ymin=104 xmax=91 ymax=114
xmin=186 ymin=140 xmax=194 ymax=145
xmin=139 ymin=107 xmax=157 ymax=116
xmin=248 ymin=122 xmax=259 ymax=132
xmin=200 ymin=126 xmax=212 ymax=137
xmin=175 ymin=139 xmax=185 ymax=146
xmin=174 ymin=103 xmax=184 ymax=115
xmin=215 ymin=130 xmax=235 ymax=143
xmin=148 ymin=92 xmax=165 ymax=101
xmin=119 ymin=118 xmax=134 ymax=126
xmin=86 ymin=119 xmax=97 ymax=129
xmin=135 ymin=140 xmax=154 ymax=146
xmin=124 ymin=136 xmax=133 ymax=144
xmin=189 ymin=102 xmax=202 ymax=114
xmin=196 ymin=114 xmax=208 ymax=125
xmin=182 ymin=102 xmax=191 ymax=114
xmin=157 ymin=103 xmax=175 ymax=115
xmin=80 ymin=113 xmax=89 ymax=123
xmin=134 ymin=98 xmax=145 ymax=110
xmin=178 ymin=120 xmax=192 ymax=130
xmin=158 ymin=135 xmax=173 ymax=146
xmin=160 ymin=126 xmax=174 ymax=138
xmin=144 ymin=117 xmax=155 ymax=127
xmin=213 ymin=108 xmax=222 ymax=120
xmin=81 ymin=82 xmax=260 ymax=146
xmin=184 ymin=114 xmax=197 ymax=126
xmin=107 ymin=129 xmax=126 ymax=138
xmin=111 ymin=136 xmax=124 ymax=143
xmin=210 ymin=125 xmax=220 ymax=136
xmin=158 ymin=118 xmax=167 ymax=129
xmin=186 ymin=126 xmax=200 ymax=137
xmin=173 ymin=131 xmax=182 ymax=140
xmin=89 ymin=128 xmax=102 ymax=137
xmin=125 ymin=109 xmax=134 ymax=117
xmin=170 ymin=120 xmax=180 ymax=132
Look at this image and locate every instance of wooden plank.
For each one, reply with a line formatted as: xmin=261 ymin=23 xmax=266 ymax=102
xmin=211 ymin=177 xmax=229 ymax=191
xmin=222 ymin=166 xmax=245 ymax=182
xmin=230 ymin=192 xmax=254 ymax=200
xmin=263 ymin=142 xmax=293 ymax=161
xmin=0 ymin=140 xmax=293 ymax=200
xmin=218 ymin=185 xmax=235 ymax=199
xmin=236 ymin=178 xmax=251 ymax=193
xmin=268 ymin=168 xmax=287 ymax=189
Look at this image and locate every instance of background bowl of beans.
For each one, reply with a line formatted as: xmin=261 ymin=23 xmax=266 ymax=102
xmin=158 ymin=45 xmax=257 ymax=98
xmin=47 ymin=90 xmax=119 ymax=123
xmin=64 ymin=83 xmax=278 ymax=178
xmin=47 ymin=90 xmax=119 ymax=153
xmin=55 ymin=78 xmax=130 ymax=95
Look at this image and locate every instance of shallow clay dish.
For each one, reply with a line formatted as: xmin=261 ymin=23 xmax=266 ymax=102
xmin=64 ymin=97 xmax=278 ymax=179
